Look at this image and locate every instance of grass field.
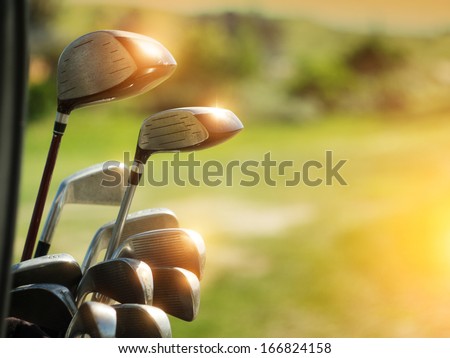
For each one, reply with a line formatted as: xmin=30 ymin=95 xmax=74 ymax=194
xmin=13 ymin=103 xmax=450 ymax=337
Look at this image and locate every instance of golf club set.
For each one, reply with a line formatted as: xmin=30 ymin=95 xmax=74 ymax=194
xmin=6 ymin=30 xmax=243 ymax=337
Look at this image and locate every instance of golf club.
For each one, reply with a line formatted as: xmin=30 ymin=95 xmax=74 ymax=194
xmin=66 ymin=303 xmax=172 ymax=338
xmin=9 ymin=283 xmax=77 ymax=337
xmin=114 ymin=304 xmax=172 ymax=338
xmin=22 ymin=30 xmax=177 ymax=261
xmin=34 ymin=162 xmax=127 ymax=258
xmin=104 ymin=107 xmax=243 ymax=260
xmin=76 ymin=258 xmax=153 ymax=306
xmin=65 ymin=301 xmax=116 ymax=338
xmin=152 ymin=267 xmax=200 ymax=322
xmin=112 ymin=228 xmax=205 ymax=280
xmin=11 ymin=253 xmax=81 ymax=294
xmin=81 ymin=208 xmax=179 ymax=273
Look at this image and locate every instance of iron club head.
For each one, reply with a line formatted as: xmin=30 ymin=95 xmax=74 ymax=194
xmin=152 ymin=267 xmax=200 ymax=322
xmin=76 ymin=258 xmax=153 ymax=306
xmin=11 ymin=253 xmax=81 ymax=294
xmin=81 ymin=208 xmax=179 ymax=273
xmin=65 ymin=301 xmax=117 ymax=338
xmin=9 ymin=283 xmax=77 ymax=337
xmin=114 ymin=304 xmax=172 ymax=338
xmin=112 ymin=228 xmax=206 ymax=280
xmin=34 ymin=162 xmax=127 ymax=257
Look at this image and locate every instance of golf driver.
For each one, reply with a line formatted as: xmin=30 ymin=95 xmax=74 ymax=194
xmin=34 ymin=162 xmax=127 ymax=258
xmin=114 ymin=304 xmax=172 ymax=338
xmin=76 ymin=258 xmax=153 ymax=306
xmin=112 ymin=228 xmax=205 ymax=280
xmin=9 ymin=283 xmax=77 ymax=337
xmin=152 ymin=267 xmax=200 ymax=322
xmin=22 ymin=30 xmax=177 ymax=261
xmin=104 ymin=107 xmax=243 ymax=260
xmin=66 ymin=301 xmax=116 ymax=338
xmin=81 ymin=208 xmax=179 ymax=273
xmin=11 ymin=253 xmax=81 ymax=294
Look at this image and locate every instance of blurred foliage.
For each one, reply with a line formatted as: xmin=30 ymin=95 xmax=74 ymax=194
xmin=345 ymin=35 xmax=406 ymax=75
xmin=29 ymin=0 xmax=60 ymax=32
xmin=27 ymin=75 xmax=57 ymax=121
xmin=286 ymin=35 xmax=409 ymax=114
xmin=136 ymin=12 xmax=282 ymax=112
xmin=26 ymin=4 xmax=450 ymax=122
xmin=286 ymin=56 xmax=355 ymax=111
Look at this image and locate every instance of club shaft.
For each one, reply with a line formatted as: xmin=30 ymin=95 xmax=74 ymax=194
xmin=21 ymin=133 xmax=63 ymax=261
xmin=34 ymin=185 xmax=66 ymax=257
xmin=104 ymin=183 xmax=137 ymax=260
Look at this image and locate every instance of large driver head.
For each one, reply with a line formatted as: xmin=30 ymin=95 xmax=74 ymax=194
xmin=57 ymin=30 xmax=177 ymax=114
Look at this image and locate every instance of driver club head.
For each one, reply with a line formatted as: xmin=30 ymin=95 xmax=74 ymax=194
xmin=134 ymin=106 xmax=244 ymax=165
xmin=57 ymin=30 xmax=177 ymax=114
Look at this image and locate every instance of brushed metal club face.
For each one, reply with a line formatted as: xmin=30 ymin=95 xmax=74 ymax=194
xmin=57 ymin=30 xmax=177 ymax=113
xmin=76 ymin=258 xmax=153 ymax=306
xmin=138 ymin=110 xmax=209 ymax=151
xmin=59 ymin=162 xmax=127 ymax=206
xmin=152 ymin=267 xmax=200 ymax=322
xmin=133 ymin=107 xmax=243 ymax=165
xmin=113 ymin=228 xmax=206 ymax=280
xmin=35 ymin=162 xmax=127 ymax=258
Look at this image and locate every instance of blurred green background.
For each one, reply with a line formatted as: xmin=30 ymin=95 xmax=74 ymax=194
xmin=14 ymin=0 xmax=450 ymax=337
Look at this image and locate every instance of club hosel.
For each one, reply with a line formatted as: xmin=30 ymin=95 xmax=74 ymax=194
xmin=53 ymin=112 xmax=69 ymax=135
xmin=129 ymin=161 xmax=144 ymax=186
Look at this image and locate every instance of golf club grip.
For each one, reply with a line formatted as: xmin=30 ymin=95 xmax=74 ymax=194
xmin=34 ymin=241 xmax=51 ymax=258
xmin=21 ymin=133 xmax=63 ymax=261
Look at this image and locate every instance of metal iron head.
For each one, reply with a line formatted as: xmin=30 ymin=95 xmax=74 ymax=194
xmin=152 ymin=267 xmax=200 ymax=322
xmin=11 ymin=253 xmax=81 ymax=294
xmin=66 ymin=301 xmax=116 ymax=338
xmin=76 ymin=258 xmax=153 ymax=306
xmin=9 ymin=283 xmax=77 ymax=337
xmin=114 ymin=304 xmax=172 ymax=338
xmin=81 ymin=208 xmax=179 ymax=272
xmin=113 ymin=228 xmax=206 ymax=280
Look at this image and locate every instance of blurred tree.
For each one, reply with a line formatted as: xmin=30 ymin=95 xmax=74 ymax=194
xmin=27 ymin=0 xmax=60 ymax=121
xmin=345 ymin=35 xmax=405 ymax=75
xmin=137 ymin=12 xmax=282 ymax=112
xmin=286 ymin=57 xmax=354 ymax=111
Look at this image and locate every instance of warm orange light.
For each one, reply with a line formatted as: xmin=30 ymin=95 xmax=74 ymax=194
xmin=135 ymin=38 xmax=164 ymax=61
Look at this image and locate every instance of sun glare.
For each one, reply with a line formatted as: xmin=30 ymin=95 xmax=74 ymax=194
xmin=135 ymin=38 xmax=165 ymax=62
